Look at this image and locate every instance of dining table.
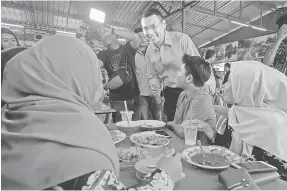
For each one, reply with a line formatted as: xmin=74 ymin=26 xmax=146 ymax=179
xmin=92 ymin=102 xmax=116 ymax=123
xmin=108 ymin=123 xmax=287 ymax=190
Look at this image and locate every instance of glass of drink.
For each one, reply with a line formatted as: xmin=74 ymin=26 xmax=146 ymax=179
xmin=182 ymin=120 xmax=200 ymax=146
xmin=120 ymin=110 xmax=134 ymax=122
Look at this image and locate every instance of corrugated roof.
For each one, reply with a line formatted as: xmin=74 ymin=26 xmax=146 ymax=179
xmin=1 ymin=0 xmax=285 ymax=46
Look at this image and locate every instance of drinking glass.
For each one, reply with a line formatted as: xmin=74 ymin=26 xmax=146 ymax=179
xmin=120 ymin=110 xmax=134 ymax=121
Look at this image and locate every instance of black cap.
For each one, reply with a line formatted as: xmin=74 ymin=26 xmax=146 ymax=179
xmin=276 ymin=13 xmax=287 ymax=29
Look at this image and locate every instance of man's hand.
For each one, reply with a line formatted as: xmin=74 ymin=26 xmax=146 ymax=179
xmin=149 ymin=77 xmax=162 ymax=95
xmin=278 ymin=24 xmax=287 ymax=41
xmin=106 ymin=75 xmax=123 ymax=90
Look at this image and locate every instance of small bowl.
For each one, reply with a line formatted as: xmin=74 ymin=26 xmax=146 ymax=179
xmin=116 ymin=121 xmax=141 ymax=134
xmin=135 ymin=158 xmax=160 ymax=180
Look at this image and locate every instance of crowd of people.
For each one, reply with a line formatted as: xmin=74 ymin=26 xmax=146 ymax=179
xmin=1 ymin=7 xmax=287 ymax=190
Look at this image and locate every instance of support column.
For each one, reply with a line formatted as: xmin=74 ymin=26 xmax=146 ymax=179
xmin=182 ymin=1 xmax=186 ymax=33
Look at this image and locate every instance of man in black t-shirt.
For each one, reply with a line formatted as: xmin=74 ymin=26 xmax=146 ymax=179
xmin=97 ymin=27 xmax=140 ymax=122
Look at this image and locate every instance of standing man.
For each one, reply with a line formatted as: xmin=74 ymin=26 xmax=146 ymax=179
xmin=141 ymin=8 xmax=200 ymax=122
xmin=263 ymin=14 xmax=287 ymax=76
xmin=134 ymin=28 xmax=162 ymax=120
xmin=97 ymin=26 xmax=140 ymax=122
xmin=204 ymin=49 xmax=217 ymax=95
xmin=223 ymin=63 xmax=231 ymax=85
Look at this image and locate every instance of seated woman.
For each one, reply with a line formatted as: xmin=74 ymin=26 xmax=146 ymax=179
xmin=167 ymin=55 xmax=216 ymax=145
xmin=1 ymin=28 xmax=20 ymax=50
xmin=1 ymin=35 xmax=184 ymax=190
xmin=223 ymin=60 xmax=287 ymax=181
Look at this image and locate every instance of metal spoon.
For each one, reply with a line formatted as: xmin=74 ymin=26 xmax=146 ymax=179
xmin=197 ymin=140 xmax=208 ymax=165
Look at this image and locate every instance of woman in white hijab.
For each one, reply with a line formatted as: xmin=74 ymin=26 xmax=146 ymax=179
xmin=223 ymin=60 xmax=287 ymax=181
xmin=1 ymin=35 xmax=184 ymax=190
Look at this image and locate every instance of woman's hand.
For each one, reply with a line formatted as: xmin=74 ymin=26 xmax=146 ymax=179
xmin=157 ymin=148 xmax=185 ymax=183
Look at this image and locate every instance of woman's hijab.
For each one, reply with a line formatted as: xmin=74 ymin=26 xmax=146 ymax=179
xmin=1 ymin=47 xmax=28 ymax=107
xmin=228 ymin=61 xmax=287 ymax=161
xmin=1 ymin=35 xmax=119 ymax=190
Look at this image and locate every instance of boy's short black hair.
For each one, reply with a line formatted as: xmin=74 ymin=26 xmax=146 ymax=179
xmin=182 ymin=54 xmax=211 ymax=87
xmin=276 ymin=13 xmax=287 ymax=29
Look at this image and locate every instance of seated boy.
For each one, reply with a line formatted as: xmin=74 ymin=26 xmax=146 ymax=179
xmin=167 ymin=55 xmax=217 ymax=145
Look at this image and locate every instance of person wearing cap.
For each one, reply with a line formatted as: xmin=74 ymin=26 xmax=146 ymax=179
xmin=263 ymin=13 xmax=287 ymax=76
xmin=141 ymin=8 xmax=200 ymax=122
xmin=97 ymin=26 xmax=141 ymax=122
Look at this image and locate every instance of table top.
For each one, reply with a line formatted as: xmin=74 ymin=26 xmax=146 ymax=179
xmin=91 ymin=102 xmax=116 ymax=114
xmin=108 ymin=124 xmax=287 ymax=190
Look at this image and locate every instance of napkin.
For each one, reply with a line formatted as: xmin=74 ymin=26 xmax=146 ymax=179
xmin=218 ymin=168 xmax=260 ymax=190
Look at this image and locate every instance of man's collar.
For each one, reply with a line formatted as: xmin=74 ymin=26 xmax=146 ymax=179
xmin=150 ymin=30 xmax=172 ymax=49
xmin=164 ymin=30 xmax=172 ymax=46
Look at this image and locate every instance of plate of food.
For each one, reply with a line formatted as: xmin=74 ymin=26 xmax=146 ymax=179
xmin=110 ymin=130 xmax=126 ymax=144
xmin=117 ymin=147 xmax=149 ymax=168
xmin=182 ymin=145 xmax=242 ymax=170
xmin=130 ymin=131 xmax=170 ymax=148
xmin=138 ymin=120 xmax=166 ymax=129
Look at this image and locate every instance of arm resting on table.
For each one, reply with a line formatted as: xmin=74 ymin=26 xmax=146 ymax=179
xmin=48 ymin=169 xmax=174 ymax=190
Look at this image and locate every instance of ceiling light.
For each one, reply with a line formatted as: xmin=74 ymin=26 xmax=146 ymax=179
xmin=231 ymin=21 xmax=249 ymax=27
xmin=1 ymin=23 xmax=24 ymax=28
xmin=56 ymin=30 xmax=76 ymax=36
xmin=89 ymin=8 xmax=105 ymax=23
xmin=251 ymin=26 xmax=267 ymax=31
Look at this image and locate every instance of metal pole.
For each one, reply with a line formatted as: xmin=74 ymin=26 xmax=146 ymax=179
xmin=182 ymin=1 xmax=186 ymax=33
xmin=214 ymin=1 xmax=216 ymax=15
xmin=239 ymin=1 xmax=242 ymax=19
xmin=260 ymin=2 xmax=263 ymax=28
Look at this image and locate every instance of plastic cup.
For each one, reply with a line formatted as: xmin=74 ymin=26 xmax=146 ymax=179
xmin=120 ymin=110 xmax=134 ymax=122
xmin=182 ymin=120 xmax=201 ymax=146
xmin=184 ymin=127 xmax=198 ymax=146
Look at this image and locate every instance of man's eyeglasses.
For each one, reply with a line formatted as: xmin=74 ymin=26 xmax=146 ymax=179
xmin=143 ymin=20 xmax=162 ymax=32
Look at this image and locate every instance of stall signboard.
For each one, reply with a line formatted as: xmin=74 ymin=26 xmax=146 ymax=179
xmin=200 ymin=33 xmax=276 ymax=63
xmin=24 ymin=25 xmax=56 ymax=47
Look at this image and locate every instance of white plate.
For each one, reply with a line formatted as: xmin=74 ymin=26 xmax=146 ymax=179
xmin=116 ymin=121 xmax=142 ymax=128
xmin=130 ymin=131 xmax=169 ymax=148
xmin=138 ymin=120 xmax=166 ymax=129
xmin=182 ymin=145 xmax=242 ymax=170
xmin=109 ymin=130 xmax=126 ymax=144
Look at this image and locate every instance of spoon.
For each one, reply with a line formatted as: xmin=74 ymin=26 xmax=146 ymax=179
xmin=197 ymin=140 xmax=205 ymax=158
xmin=197 ymin=140 xmax=208 ymax=165
xmin=146 ymin=165 xmax=157 ymax=169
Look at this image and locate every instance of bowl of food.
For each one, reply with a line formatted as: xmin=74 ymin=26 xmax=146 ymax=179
xmin=138 ymin=120 xmax=166 ymax=130
xmin=117 ymin=147 xmax=149 ymax=168
xmin=130 ymin=131 xmax=170 ymax=149
xmin=182 ymin=145 xmax=242 ymax=170
xmin=135 ymin=157 xmax=160 ymax=180
xmin=116 ymin=121 xmax=142 ymax=134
